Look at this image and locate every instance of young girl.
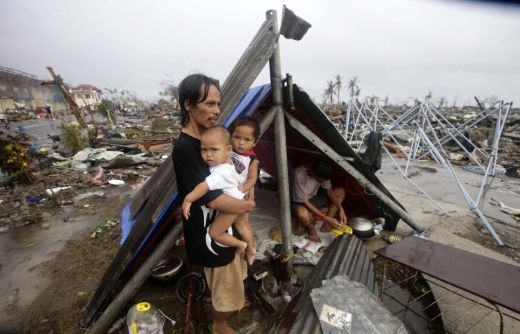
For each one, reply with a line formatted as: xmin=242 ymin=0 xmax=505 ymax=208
xmin=182 ymin=117 xmax=259 ymax=265
xmin=228 ymin=116 xmax=260 ymax=264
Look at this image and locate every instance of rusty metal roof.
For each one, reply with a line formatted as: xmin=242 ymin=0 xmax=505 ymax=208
xmin=271 ymin=234 xmax=378 ymax=333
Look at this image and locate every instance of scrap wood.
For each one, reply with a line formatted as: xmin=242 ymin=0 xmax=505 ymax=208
xmin=490 ymin=197 xmax=520 ymax=217
xmin=382 ymin=140 xmax=407 ymax=158
xmin=499 ymin=202 xmax=520 ymax=217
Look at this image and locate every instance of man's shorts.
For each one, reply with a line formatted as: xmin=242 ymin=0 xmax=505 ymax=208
xmin=292 ymin=190 xmax=331 ymax=212
xmin=203 ymin=252 xmax=247 ymax=312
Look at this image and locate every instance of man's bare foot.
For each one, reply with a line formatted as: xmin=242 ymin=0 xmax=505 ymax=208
xmin=245 ymin=246 xmax=256 ymax=266
xmin=211 ymin=322 xmax=236 ymax=334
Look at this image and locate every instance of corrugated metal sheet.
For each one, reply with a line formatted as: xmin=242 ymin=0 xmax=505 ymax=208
xmin=218 ymin=14 xmax=278 ymax=122
xmin=270 ymin=234 xmax=378 ymax=334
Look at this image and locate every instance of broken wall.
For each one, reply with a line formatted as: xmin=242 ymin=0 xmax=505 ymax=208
xmin=0 ymin=66 xmax=68 ymax=114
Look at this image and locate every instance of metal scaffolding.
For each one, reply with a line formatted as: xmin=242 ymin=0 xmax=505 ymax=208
xmin=344 ymin=93 xmax=513 ymax=245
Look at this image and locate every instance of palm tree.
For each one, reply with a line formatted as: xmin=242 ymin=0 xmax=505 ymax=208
xmin=334 ymin=74 xmax=343 ymax=105
xmin=324 ymin=80 xmax=335 ymax=105
xmin=347 ymin=76 xmax=359 ymax=100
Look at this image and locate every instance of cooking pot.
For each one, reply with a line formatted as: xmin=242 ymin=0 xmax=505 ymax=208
xmin=151 ymin=256 xmax=183 ymax=281
xmin=349 ymin=217 xmax=375 ymax=239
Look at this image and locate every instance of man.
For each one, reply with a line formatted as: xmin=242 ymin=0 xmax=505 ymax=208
xmin=172 ymin=74 xmax=254 ymax=334
xmin=292 ymin=160 xmax=347 ymax=242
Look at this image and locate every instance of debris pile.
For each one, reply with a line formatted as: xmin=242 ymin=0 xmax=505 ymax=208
xmin=0 ymin=106 xmax=179 ymax=234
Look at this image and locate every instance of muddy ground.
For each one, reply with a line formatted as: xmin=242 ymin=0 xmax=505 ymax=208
xmin=1 ymin=153 xmax=520 ymax=333
xmin=0 ymin=151 xmax=281 ymax=334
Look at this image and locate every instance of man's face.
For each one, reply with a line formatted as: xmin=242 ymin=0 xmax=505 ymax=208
xmin=187 ymin=84 xmax=221 ymax=130
xmin=309 ymin=171 xmax=326 ymax=183
xmin=200 ymin=134 xmax=231 ymax=167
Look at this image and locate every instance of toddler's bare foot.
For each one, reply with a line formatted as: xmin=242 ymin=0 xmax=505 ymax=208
xmin=245 ymin=246 xmax=256 ymax=266
xmin=236 ymin=241 xmax=247 ymax=254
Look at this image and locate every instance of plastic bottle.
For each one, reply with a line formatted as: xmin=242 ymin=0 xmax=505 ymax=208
xmin=126 ymin=302 xmax=165 ymax=334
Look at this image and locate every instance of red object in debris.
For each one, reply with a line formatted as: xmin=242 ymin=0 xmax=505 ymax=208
xmin=175 ymin=234 xmax=185 ymax=247
xmin=314 ymin=208 xmax=328 ymax=222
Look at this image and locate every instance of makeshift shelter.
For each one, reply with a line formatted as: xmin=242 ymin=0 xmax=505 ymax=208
xmin=81 ymin=81 xmax=417 ymax=328
xmin=81 ymin=8 xmax=423 ymax=333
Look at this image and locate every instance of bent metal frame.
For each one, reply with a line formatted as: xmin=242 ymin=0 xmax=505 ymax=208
xmin=344 ymin=94 xmax=512 ymax=245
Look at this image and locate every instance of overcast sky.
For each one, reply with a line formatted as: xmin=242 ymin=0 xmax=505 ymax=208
xmin=1 ymin=0 xmax=519 ymax=106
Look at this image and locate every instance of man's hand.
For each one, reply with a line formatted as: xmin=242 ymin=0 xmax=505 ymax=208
xmin=238 ymin=184 xmax=246 ymax=193
xmin=326 ymin=217 xmax=342 ymax=230
xmin=182 ymin=200 xmax=192 ymax=220
xmin=339 ymin=209 xmax=348 ymax=225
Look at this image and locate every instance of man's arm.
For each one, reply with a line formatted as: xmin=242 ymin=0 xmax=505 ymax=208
xmin=207 ymin=194 xmax=255 ymax=214
xmin=303 ymin=200 xmax=341 ymax=229
xmin=326 ymin=188 xmax=347 ymax=222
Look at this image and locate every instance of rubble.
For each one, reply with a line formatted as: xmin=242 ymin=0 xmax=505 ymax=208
xmin=0 ymin=105 xmax=177 ymax=232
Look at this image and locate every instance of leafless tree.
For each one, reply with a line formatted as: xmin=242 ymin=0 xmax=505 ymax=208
xmin=485 ymin=95 xmax=499 ymax=108
xmin=452 ymin=95 xmax=458 ymax=108
xmin=160 ymin=81 xmax=180 ymax=109
xmin=437 ymin=96 xmax=446 ymax=109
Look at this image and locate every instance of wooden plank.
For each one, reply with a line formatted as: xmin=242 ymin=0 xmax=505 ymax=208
xmin=375 ymin=236 xmax=520 ymax=313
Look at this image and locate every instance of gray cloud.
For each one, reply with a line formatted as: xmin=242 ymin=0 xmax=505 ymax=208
xmin=1 ymin=0 xmax=519 ymax=105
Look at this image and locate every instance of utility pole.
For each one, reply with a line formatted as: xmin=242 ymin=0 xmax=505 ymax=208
xmin=45 ymin=66 xmax=87 ymax=128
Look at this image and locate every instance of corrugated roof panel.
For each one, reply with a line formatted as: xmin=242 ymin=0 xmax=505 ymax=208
xmin=271 ymin=234 xmax=378 ymax=333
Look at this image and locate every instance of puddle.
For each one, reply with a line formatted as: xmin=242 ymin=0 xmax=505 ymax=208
xmin=0 ymin=205 xmax=112 ymax=323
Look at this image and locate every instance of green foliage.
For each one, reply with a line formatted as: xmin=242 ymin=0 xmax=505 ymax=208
xmin=59 ymin=123 xmax=88 ymax=154
xmin=0 ymin=137 xmax=34 ymax=183
xmin=88 ymin=127 xmax=98 ymax=142
xmin=95 ymin=99 xmax=117 ymax=123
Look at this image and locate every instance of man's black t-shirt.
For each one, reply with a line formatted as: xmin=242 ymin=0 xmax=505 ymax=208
xmin=172 ymin=132 xmax=236 ymax=267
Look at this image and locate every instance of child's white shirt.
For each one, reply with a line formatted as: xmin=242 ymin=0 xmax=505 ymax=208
xmin=205 ymin=162 xmax=245 ymax=200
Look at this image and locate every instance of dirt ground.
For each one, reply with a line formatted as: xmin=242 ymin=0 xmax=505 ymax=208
xmin=1 ymin=155 xmax=520 ymax=333
xmin=0 ymin=179 xmax=133 ymax=333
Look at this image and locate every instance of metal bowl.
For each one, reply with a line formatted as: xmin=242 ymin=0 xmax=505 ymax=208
xmin=349 ymin=217 xmax=375 ymax=239
xmin=151 ymin=256 xmax=183 ymax=281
